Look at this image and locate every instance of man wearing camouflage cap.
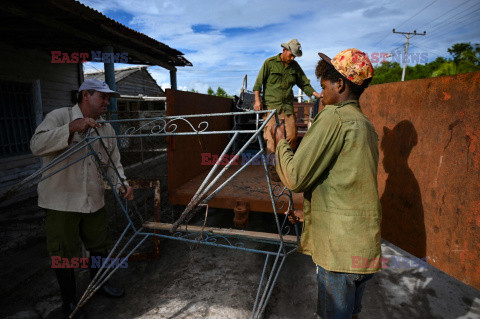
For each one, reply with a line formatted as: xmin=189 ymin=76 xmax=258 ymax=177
xmin=273 ymin=48 xmax=381 ymax=318
xmin=253 ymin=39 xmax=321 ymax=181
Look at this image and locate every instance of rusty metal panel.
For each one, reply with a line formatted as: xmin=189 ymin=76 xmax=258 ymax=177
xmin=166 ymin=89 xmax=233 ymax=203
xmin=360 ymin=71 xmax=480 ymax=290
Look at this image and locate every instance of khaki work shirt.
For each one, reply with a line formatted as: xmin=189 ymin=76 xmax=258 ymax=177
xmin=30 ymin=104 xmax=127 ymax=213
xmin=276 ymin=100 xmax=382 ymax=273
xmin=253 ymin=54 xmax=315 ymax=115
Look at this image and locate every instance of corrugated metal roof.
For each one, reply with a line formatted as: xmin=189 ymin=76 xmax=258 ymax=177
xmin=85 ymin=66 xmax=165 ymax=96
xmin=64 ymin=0 xmax=191 ymax=65
xmin=0 ymin=0 xmax=192 ymax=69
xmin=85 ymin=66 xmax=147 ymax=82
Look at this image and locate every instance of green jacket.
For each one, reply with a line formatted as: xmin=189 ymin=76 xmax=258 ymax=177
xmin=276 ymin=100 xmax=382 ymax=273
xmin=253 ymin=54 xmax=315 ymax=115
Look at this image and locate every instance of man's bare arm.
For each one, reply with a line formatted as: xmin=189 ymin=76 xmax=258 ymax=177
xmin=253 ymin=90 xmax=263 ymax=111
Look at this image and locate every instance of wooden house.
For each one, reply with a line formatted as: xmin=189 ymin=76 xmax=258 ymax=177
xmin=0 ymin=0 xmax=191 ymax=205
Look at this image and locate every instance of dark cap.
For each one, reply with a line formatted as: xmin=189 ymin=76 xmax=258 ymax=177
xmin=318 ymin=52 xmax=332 ymax=65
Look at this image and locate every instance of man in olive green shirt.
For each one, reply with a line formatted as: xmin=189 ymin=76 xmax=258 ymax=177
xmin=274 ymin=49 xmax=381 ymax=319
xmin=253 ymin=39 xmax=321 ymax=157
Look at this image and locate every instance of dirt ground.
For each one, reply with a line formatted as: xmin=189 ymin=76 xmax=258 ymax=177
xmin=1 ymin=155 xmax=480 ymax=319
xmin=2 ymin=203 xmax=480 ymax=319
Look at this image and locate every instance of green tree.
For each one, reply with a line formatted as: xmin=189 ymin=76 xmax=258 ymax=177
xmin=431 ymin=61 xmax=458 ymax=77
xmin=207 ymin=86 xmax=215 ymax=95
xmin=447 ymin=42 xmax=474 ymax=62
xmin=371 ymin=42 xmax=480 ymax=85
xmin=433 ymin=43 xmax=480 ymax=77
xmin=370 ymin=61 xmax=402 ymax=85
xmin=215 ymin=87 xmax=229 ymax=98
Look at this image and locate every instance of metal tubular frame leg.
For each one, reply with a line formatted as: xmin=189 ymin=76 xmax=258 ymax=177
xmin=250 ymin=135 xmax=293 ymax=319
xmin=251 ymin=249 xmax=288 ymax=319
xmin=71 ymin=225 xmax=150 ymax=318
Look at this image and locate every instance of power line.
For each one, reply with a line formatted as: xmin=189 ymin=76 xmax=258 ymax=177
xmin=373 ymin=0 xmax=438 ymax=50
xmin=415 ymin=0 xmax=473 ymax=30
xmin=395 ymin=0 xmax=438 ymax=29
xmin=411 ymin=19 xmax=480 ymax=62
xmin=415 ymin=7 xmax=480 ymax=46
xmin=409 ymin=43 xmax=445 ymax=60
xmin=393 ymin=29 xmax=427 ymax=80
xmin=419 ymin=1 xmax=480 ymax=36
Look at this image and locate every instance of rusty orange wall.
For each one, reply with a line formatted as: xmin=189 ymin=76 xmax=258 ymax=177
xmin=360 ymin=71 xmax=480 ymax=290
xmin=166 ymin=89 xmax=233 ymax=201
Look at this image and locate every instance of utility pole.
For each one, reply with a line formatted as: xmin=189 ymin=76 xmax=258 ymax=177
xmin=392 ymin=29 xmax=426 ymax=81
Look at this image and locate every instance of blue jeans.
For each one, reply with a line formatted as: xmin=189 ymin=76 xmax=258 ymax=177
xmin=316 ymin=265 xmax=374 ymax=319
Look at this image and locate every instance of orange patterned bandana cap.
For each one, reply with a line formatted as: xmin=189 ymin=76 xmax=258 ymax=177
xmin=330 ymin=48 xmax=374 ymax=85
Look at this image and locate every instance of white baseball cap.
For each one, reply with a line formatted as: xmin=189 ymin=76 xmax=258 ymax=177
xmin=78 ymin=79 xmax=120 ymax=97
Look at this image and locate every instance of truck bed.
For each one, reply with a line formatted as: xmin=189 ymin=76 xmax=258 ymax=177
xmin=169 ymin=165 xmax=304 ymax=213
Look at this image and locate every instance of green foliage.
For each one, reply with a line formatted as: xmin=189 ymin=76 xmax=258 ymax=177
xmin=431 ymin=61 xmax=458 ymax=77
xmin=206 ymin=86 xmax=233 ymax=98
xmin=215 ymin=87 xmax=228 ymax=97
xmin=448 ymin=43 xmax=474 ymax=62
xmin=433 ymin=42 xmax=480 ymax=77
xmin=370 ymin=62 xmax=402 ymax=85
xmin=190 ymin=86 xmax=233 ymax=98
xmin=371 ymin=42 xmax=480 ymax=85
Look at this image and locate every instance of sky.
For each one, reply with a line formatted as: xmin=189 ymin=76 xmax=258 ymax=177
xmin=80 ymin=0 xmax=480 ymax=96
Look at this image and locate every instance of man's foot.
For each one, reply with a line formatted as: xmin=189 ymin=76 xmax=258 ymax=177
xmin=267 ymin=165 xmax=281 ymax=183
xmin=100 ymin=282 xmax=125 ymax=298
xmin=89 ymin=256 xmax=125 ymax=298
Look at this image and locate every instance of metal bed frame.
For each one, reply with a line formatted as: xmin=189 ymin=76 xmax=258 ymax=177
xmin=2 ymin=109 xmax=299 ymax=319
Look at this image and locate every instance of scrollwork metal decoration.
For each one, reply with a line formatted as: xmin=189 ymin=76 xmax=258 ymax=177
xmin=122 ymin=117 xmax=210 ymax=136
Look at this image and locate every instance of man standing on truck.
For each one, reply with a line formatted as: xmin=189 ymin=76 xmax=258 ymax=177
xmin=273 ymin=48 xmax=381 ymax=318
xmin=30 ymin=79 xmax=133 ymax=318
xmin=253 ymin=39 xmax=321 ymax=181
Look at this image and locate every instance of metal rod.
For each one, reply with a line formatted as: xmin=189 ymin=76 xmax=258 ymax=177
xmin=76 ymin=223 xmax=133 ymax=305
xmin=0 ymin=136 xmax=96 ymax=202
xmin=144 ymin=232 xmax=287 ymax=256
xmin=72 ymin=233 xmax=150 ymax=318
xmin=252 ymin=255 xmax=270 ymax=318
xmin=186 ymin=131 xmax=239 ymax=207
xmin=171 ymin=148 xmax=262 ymax=232
xmin=86 ymin=131 xmax=264 ymax=138
xmin=253 ymin=245 xmax=283 ymax=318
xmin=201 ymin=149 xmax=263 ymax=203
xmin=86 ymin=140 xmax=137 ymax=229
xmin=258 ymin=254 xmax=287 ymax=316
xmin=97 ymin=110 xmax=276 ymax=124
xmin=258 ymin=135 xmax=286 ymax=250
